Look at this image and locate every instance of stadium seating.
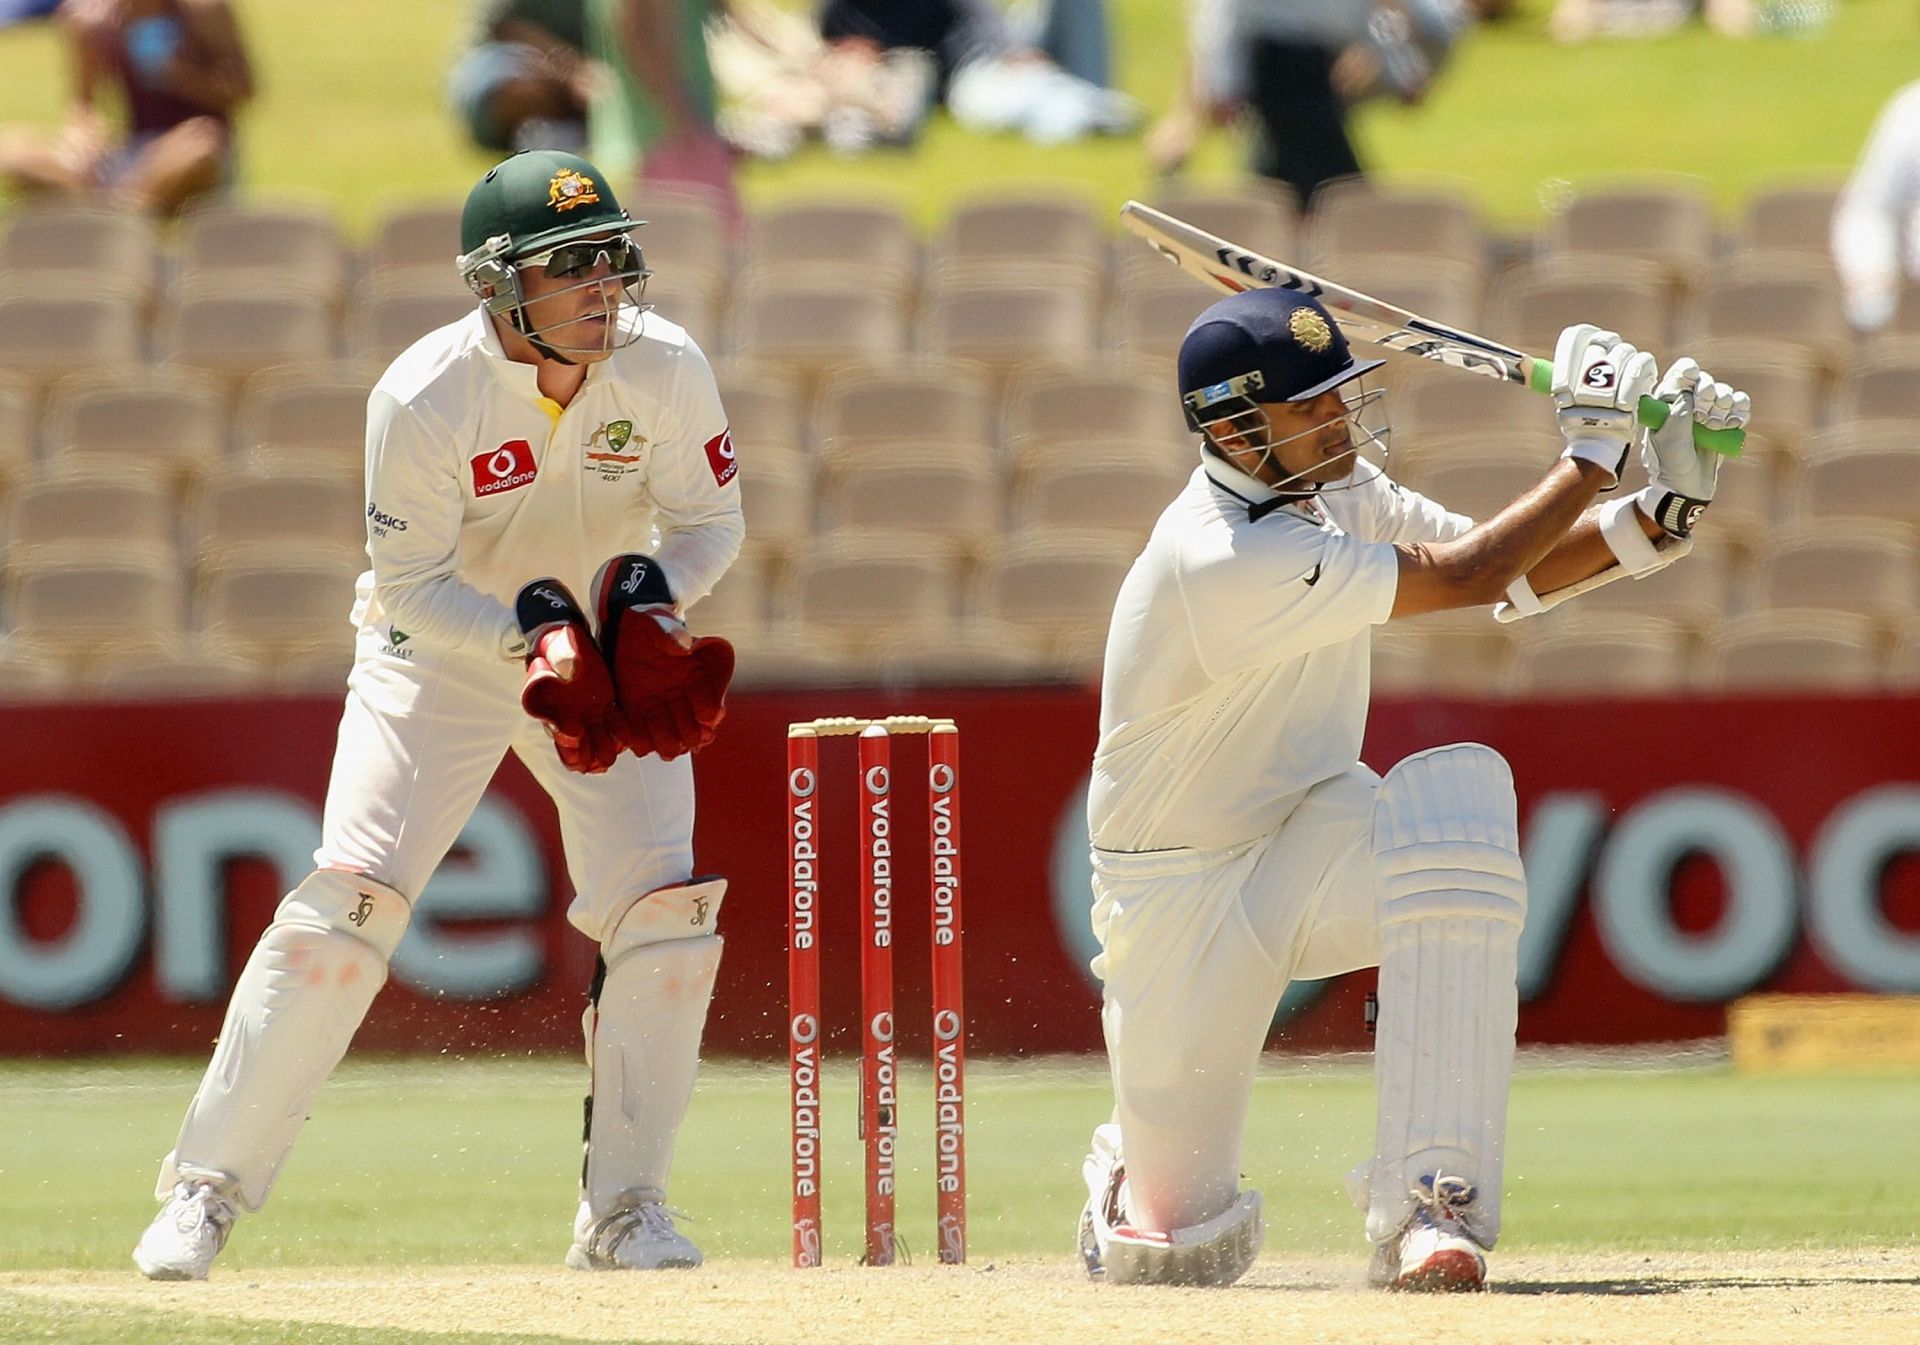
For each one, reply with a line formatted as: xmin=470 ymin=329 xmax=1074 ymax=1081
xmin=82 ymin=637 xmax=269 ymax=698
xmin=40 ymin=368 xmax=228 ymax=484
xmin=0 ymin=178 xmax=1913 ymax=696
xmin=1699 ymin=611 xmax=1885 ymax=692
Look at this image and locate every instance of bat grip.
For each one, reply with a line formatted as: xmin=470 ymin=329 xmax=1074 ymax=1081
xmin=1524 ymin=357 xmax=1744 ymax=458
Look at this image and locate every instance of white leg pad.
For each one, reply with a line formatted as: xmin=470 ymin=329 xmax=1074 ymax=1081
xmin=1358 ymin=744 xmax=1526 ymax=1249
xmin=581 ymin=877 xmax=725 ymax=1218
xmin=157 ymin=870 xmax=409 ymax=1211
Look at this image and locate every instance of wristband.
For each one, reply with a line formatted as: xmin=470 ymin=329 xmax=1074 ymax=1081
xmin=1558 ymin=437 xmax=1627 ymax=487
xmin=1636 ymin=487 xmax=1709 ymax=539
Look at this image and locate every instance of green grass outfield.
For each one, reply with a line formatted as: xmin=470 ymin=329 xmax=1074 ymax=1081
xmin=6 ymin=1053 xmax=1919 ymax=1342
xmin=0 ymin=0 xmax=1916 ymax=234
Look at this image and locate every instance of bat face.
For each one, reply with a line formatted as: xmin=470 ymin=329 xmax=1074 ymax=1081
xmin=1124 ymin=202 xmax=1531 ymax=387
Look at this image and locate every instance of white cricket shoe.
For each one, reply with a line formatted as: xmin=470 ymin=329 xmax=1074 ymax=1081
xmin=566 ymin=1200 xmax=702 ymax=1270
xmin=1370 ymin=1174 xmax=1489 ymax=1292
xmin=133 ymin=1180 xmax=237 ymax=1281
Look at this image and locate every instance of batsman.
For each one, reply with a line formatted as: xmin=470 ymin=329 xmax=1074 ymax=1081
xmin=134 ymin=150 xmax=741 ymax=1279
xmin=1077 ymin=288 xmax=1749 ymax=1290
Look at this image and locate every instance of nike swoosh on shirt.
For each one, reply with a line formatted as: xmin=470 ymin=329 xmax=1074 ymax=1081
xmin=1303 ymin=562 xmax=1323 ymax=587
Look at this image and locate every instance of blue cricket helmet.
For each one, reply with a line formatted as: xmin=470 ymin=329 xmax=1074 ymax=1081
xmin=1176 ymin=289 xmax=1383 ymax=430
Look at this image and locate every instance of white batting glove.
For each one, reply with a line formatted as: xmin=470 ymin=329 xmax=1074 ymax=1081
xmin=1635 ymin=358 xmax=1751 ymax=538
xmin=1549 ymin=324 xmax=1658 ymax=485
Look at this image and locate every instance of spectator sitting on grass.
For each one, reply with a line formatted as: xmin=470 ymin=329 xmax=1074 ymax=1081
xmin=0 ymin=0 xmax=251 ymax=217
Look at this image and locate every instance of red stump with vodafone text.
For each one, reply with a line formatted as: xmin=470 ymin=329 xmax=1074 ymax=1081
xmin=786 ymin=716 xmax=966 ymax=1268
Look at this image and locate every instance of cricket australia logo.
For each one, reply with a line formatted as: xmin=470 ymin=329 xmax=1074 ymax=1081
xmin=380 ymin=626 xmax=414 ymax=660
xmin=547 ymin=168 xmax=600 ymax=212
xmin=585 ymin=419 xmax=646 ymax=481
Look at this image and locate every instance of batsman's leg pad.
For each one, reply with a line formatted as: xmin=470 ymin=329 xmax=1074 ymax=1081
xmin=580 ymin=877 xmax=725 ymax=1219
xmin=1359 ymin=743 xmax=1525 ymax=1249
xmin=1083 ymin=1124 xmax=1264 ymax=1291
xmin=157 ymin=870 xmax=409 ymax=1211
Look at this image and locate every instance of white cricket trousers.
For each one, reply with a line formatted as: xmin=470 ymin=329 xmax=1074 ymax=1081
xmin=1091 ymin=765 xmax=1383 ymax=1234
xmin=320 ymin=624 xmax=696 ymax=938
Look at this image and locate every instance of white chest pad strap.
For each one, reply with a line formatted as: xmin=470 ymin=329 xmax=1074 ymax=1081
xmin=160 ymin=870 xmax=411 ymax=1211
xmin=581 ymin=877 xmax=725 ymax=1217
xmin=1497 ymin=495 xmax=1692 ymax=621
xmin=1359 ymin=744 xmax=1526 ymax=1249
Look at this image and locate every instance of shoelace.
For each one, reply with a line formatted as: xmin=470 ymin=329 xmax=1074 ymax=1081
xmin=590 ymin=1202 xmax=688 ymax=1256
xmin=171 ymin=1182 xmax=236 ymax=1240
xmin=1409 ymin=1173 xmax=1485 ymax=1242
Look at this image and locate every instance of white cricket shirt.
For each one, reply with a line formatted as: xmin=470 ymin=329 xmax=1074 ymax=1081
xmin=1088 ymin=452 xmax=1470 ymax=853
xmin=355 ymin=304 xmax=745 ymax=659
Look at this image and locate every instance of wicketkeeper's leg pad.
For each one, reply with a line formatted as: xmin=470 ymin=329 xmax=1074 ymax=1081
xmin=1357 ymin=744 xmax=1526 ymax=1249
xmin=580 ymin=877 xmax=725 ymax=1219
xmin=158 ymin=869 xmax=410 ymax=1211
xmin=1081 ymin=1121 xmax=1263 ymax=1288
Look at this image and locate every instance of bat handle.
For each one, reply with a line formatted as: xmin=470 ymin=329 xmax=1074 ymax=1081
xmin=1524 ymin=357 xmax=1744 ymax=458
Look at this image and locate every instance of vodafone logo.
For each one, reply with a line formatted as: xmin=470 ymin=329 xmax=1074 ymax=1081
xmin=471 ymin=440 xmax=538 ymax=497
xmin=703 ymin=426 xmax=738 ymax=487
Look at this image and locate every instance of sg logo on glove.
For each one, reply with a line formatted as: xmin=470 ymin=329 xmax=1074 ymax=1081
xmin=1582 ymin=363 xmax=1617 ymax=391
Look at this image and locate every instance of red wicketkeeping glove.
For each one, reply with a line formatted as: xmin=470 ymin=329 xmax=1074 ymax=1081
xmin=514 ymin=578 xmax=621 ymax=774
xmin=592 ymin=554 xmax=735 ymax=761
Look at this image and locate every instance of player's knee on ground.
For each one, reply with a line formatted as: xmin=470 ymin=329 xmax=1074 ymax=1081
xmin=1360 ymin=744 xmax=1525 ymax=1247
xmin=580 ymin=878 xmax=726 ymax=1216
xmin=159 ymin=870 xmax=410 ymax=1211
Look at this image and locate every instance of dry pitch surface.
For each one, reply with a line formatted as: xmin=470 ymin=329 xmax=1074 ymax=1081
xmin=9 ymin=1251 xmax=1920 ymax=1345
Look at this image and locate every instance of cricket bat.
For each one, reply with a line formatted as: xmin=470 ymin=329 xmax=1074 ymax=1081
xmin=1119 ymin=201 xmax=1744 ymax=457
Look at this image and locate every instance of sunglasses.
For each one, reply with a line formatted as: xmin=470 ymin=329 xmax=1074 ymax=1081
xmin=532 ymin=235 xmax=643 ymax=280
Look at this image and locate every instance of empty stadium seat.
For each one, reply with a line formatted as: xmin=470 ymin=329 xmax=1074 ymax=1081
xmin=1504 ymin=614 xmax=1690 ymax=697
xmin=199 ymin=547 xmax=362 ymax=653
xmin=1750 ymin=523 xmax=1917 ymax=628
xmin=936 ymin=196 xmax=1105 ymax=274
xmin=727 ymin=282 xmax=907 ymax=380
xmin=1307 ymin=179 xmax=1488 ymax=279
xmin=1011 ymin=443 xmax=1186 ymax=540
xmin=1389 ymin=367 xmax=1557 ymax=453
xmin=0 ymin=292 xmax=144 ymax=397
xmin=1001 ymin=363 xmax=1190 ymax=458
xmin=40 ymin=368 xmax=228 ymax=482
xmin=191 ymin=468 xmax=367 ymax=568
xmin=1889 ymin=628 xmax=1920 ymax=689
xmin=980 ymin=531 xmax=1135 ymax=652
xmin=0 ymin=205 xmax=159 ymax=308
xmin=158 ymin=289 xmax=338 ymax=391
xmin=1397 ymin=439 xmax=1544 ymax=521
xmin=922 ymin=284 xmax=1099 ymax=382
xmin=816 ymin=450 xmax=1001 ymax=555
xmin=1321 ymin=254 xmax=1482 ymax=332
xmin=814 ymin=363 xmax=997 ymax=460
xmin=728 ymin=627 xmax=872 ymax=688
xmin=1737 ymin=179 xmax=1842 ymax=257
xmin=8 ymin=554 xmax=185 ymax=649
xmin=349 ymin=285 xmax=478 ymax=362
xmin=686 ymin=557 xmax=769 ymax=639
xmin=0 ymin=639 xmax=66 ymax=701
xmin=1796 ymin=444 xmax=1920 ymax=526
xmin=626 ymin=186 xmax=732 ymax=290
xmin=1107 ymin=280 xmax=1220 ymax=365
xmin=234 ymin=362 xmax=376 ymax=469
xmin=177 ymin=201 xmax=351 ymax=307
xmin=7 ymin=469 xmax=177 ymax=562
xmin=732 ymin=447 xmax=812 ymax=554
xmin=1802 ymin=419 xmax=1914 ymax=467
xmin=273 ymin=639 xmax=355 ymax=694
xmin=1697 ymin=455 xmax=1773 ymax=551
xmin=1542 ymin=177 xmax=1716 ymax=290
xmin=0 ymin=377 xmax=36 ymax=487
xmin=366 ymin=200 xmax=466 ymax=284
xmin=639 ymin=276 xmax=725 ymax=354
xmin=873 ymin=618 xmax=1056 ymax=686
xmin=786 ymin=530 xmax=959 ymax=647
xmin=1689 ymin=259 xmax=1853 ymax=377
xmin=1699 ymin=611 xmax=1885 ymax=692
xmin=1835 ymin=359 xmax=1920 ymax=420
xmin=713 ymin=358 xmax=808 ymax=454
xmin=1369 ymin=628 xmax=1432 ymax=697
xmin=745 ymin=199 xmax=918 ymax=291
xmin=1686 ymin=349 xmax=1822 ymax=459
xmin=82 ymin=638 xmax=270 ymax=699
xmin=1487 ymin=256 xmax=1672 ymax=355
xmin=1388 ymin=608 xmax=1516 ymax=696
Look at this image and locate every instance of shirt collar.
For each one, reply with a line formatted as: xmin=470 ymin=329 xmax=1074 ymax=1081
xmin=1200 ymin=452 xmax=1316 ymax=523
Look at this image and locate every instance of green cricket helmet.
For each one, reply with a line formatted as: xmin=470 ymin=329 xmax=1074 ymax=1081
xmin=456 ymin=150 xmax=652 ymax=361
